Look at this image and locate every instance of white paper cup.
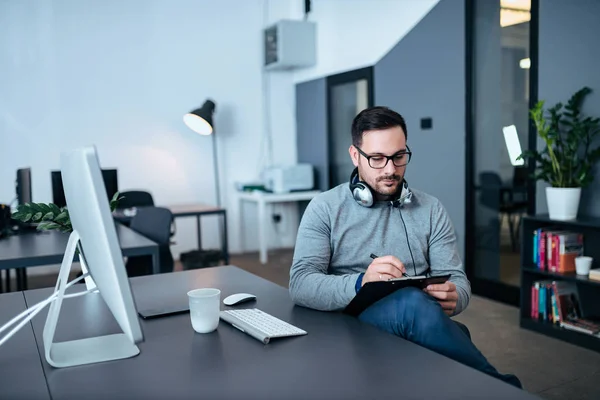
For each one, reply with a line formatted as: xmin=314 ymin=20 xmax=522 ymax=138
xmin=187 ymin=288 xmax=221 ymax=333
xmin=575 ymin=256 xmax=593 ymax=276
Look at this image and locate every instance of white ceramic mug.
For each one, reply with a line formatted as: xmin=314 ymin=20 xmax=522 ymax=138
xmin=187 ymin=288 xmax=221 ymax=333
xmin=575 ymin=256 xmax=593 ymax=276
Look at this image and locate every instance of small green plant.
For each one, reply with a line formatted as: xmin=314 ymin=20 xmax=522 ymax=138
xmin=11 ymin=192 xmax=124 ymax=233
xmin=518 ymin=87 xmax=600 ymax=188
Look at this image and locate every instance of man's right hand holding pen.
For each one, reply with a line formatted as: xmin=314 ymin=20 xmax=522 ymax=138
xmin=361 ymin=254 xmax=407 ymax=286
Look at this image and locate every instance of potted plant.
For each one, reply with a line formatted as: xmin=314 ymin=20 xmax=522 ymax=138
xmin=10 ymin=192 xmax=124 ymax=275
xmin=11 ymin=192 xmax=123 ymax=233
xmin=519 ymin=87 xmax=600 ymax=220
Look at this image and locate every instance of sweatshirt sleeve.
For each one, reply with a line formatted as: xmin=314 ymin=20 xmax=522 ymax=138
xmin=289 ymin=199 xmax=362 ymax=311
xmin=428 ymin=199 xmax=471 ymax=315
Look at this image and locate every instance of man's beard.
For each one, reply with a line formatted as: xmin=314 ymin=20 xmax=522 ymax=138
xmin=369 ymin=173 xmax=404 ymax=198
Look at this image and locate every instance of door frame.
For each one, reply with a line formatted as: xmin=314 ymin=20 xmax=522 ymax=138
xmin=464 ymin=0 xmax=539 ymax=306
xmin=326 ymin=67 xmax=375 ymax=189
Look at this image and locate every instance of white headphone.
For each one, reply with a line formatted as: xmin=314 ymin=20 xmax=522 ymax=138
xmin=349 ymin=167 xmax=412 ymax=208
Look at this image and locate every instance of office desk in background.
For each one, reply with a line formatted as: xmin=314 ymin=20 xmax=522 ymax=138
xmin=237 ymin=190 xmax=321 ymax=264
xmin=0 ymin=224 xmax=159 ymax=292
xmin=114 ymin=203 xmax=229 ymax=264
xmin=5 ymin=266 xmax=538 ymax=400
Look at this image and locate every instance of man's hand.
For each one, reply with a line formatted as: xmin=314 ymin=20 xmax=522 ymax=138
xmin=362 ymin=255 xmax=406 ymax=286
xmin=424 ymin=282 xmax=458 ymax=315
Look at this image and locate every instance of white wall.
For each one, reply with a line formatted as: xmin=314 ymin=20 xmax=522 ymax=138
xmin=0 ymin=0 xmax=301 ymax=259
xmin=292 ymin=0 xmax=440 ymax=83
xmin=0 ymin=0 xmax=440 ymax=261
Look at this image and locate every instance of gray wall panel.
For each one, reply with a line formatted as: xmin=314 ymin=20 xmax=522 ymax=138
xmin=538 ymin=0 xmax=600 ymax=217
xmin=374 ymin=0 xmax=466 ymax=259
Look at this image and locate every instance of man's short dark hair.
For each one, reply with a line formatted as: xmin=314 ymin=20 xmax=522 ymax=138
xmin=351 ymin=106 xmax=408 ymax=147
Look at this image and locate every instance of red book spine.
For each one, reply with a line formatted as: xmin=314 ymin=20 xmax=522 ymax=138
xmin=553 ymin=235 xmax=560 ymax=273
xmin=539 ymin=232 xmax=547 ymax=271
xmin=533 ymin=283 xmax=540 ymax=319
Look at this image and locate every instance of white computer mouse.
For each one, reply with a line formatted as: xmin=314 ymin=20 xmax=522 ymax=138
xmin=223 ymin=293 xmax=257 ymax=306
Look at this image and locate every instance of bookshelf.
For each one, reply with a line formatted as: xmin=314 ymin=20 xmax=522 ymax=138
xmin=520 ymin=215 xmax=600 ymax=352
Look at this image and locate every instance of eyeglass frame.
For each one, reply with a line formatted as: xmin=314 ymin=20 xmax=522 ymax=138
xmin=354 ymin=145 xmax=413 ymax=169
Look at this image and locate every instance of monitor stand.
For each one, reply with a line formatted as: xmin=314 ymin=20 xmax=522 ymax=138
xmin=43 ymin=230 xmax=140 ymax=368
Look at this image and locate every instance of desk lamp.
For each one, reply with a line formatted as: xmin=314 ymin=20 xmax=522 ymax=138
xmin=184 ymin=99 xmax=221 ymax=207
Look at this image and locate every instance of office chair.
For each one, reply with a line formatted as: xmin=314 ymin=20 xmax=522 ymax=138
xmin=478 ymin=172 xmax=528 ymax=251
xmin=116 ymin=190 xmax=177 ymax=238
xmin=117 ymin=190 xmax=155 ymax=209
xmin=125 ymin=207 xmax=174 ymax=277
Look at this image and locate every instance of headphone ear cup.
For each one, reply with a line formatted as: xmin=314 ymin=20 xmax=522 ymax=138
xmin=352 ymin=182 xmax=374 ymax=207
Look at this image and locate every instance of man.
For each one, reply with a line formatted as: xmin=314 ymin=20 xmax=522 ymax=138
xmin=289 ymin=106 xmax=521 ymax=388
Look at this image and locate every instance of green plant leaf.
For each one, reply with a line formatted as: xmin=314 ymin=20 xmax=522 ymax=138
xmin=42 ymin=212 xmax=54 ymax=221
xmin=31 ymin=212 xmax=43 ymax=222
xmin=22 ymin=213 xmax=33 ymax=223
xmin=37 ymin=222 xmax=61 ymax=231
xmin=55 ymin=211 xmax=69 ymax=223
xmin=37 ymin=203 xmax=52 ymax=215
xmin=49 ymin=203 xmax=61 ymax=215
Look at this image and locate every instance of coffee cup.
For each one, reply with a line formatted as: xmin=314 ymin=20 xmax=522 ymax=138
xmin=187 ymin=288 xmax=221 ymax=333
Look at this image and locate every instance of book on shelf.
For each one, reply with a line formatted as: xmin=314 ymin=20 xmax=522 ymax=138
xmin=532 ymin=228 xmax=583 ymax=273
xmin=529 ymin=279 xmax=600 ymax=338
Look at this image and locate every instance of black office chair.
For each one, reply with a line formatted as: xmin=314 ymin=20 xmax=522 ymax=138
xmin=125 ymin=207 xmax=174 ymax=277
xmin=117 ymin=190 xmax=155 ymax=209
xmin=116 ymin=190 xmax=176 ymax=238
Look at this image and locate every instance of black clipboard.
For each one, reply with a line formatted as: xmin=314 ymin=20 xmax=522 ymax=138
xmin=344 ymin=274 xmax=451 ymax=317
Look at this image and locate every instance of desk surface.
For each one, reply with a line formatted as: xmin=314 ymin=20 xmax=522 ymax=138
xmin=0 ymin=224 xmax=157 ymax=270
xmin=166 ymin=203 xmax=224 ymax=216
xmin=19 ymin=267 xmax=538 ymax=400
xmin=113 ymin=203 xmax=225 ymax=220
xmin=0 ymin=292 xmax=50 ymax=399
xmin=237 ymin=190 xmax=321 ymax=202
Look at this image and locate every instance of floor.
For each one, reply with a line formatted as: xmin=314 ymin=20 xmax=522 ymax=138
xmin=8 ymin=248 xmax=600 ymax=399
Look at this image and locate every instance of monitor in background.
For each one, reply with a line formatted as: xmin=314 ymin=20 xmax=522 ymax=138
xmin=51 ymin=171 xmax=66 ymax=208
xmin=52 ymin=168 xmax=118 ymax=208
xmin=16 ymin=168 xmax=32 ymax=205
xmin=44 ymin=146 xmax=142 ymax=368
xmin=502 ymin=125 xmax=525 ymax=166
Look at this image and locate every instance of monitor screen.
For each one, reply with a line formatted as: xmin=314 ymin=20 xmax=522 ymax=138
xmin=52 ymin=169 xmax=118 ymax=208
xmin=16 ymin=168 xmax=32 ymax=205
xmin=502 ymin=125 xmax=525 ymax=166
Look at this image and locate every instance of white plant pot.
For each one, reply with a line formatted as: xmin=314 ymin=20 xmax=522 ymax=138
xmin=546 ymin=187 xmax=581 ymax=220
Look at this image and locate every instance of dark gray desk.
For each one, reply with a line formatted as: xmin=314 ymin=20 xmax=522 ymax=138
xmin=0 ymin=224 xmax=160 ymax=291
xmin=0 ymin=292 xmax=50 ymax=399
xmin=20 ymin=267 xmax=539 ymax=400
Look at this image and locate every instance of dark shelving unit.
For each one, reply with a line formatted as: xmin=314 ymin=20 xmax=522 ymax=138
xmin=520 ymin=215 xmax=600 ymax=352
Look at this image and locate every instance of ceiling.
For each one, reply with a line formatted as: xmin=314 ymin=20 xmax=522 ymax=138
xmin=500 ymin=0 xmax=531 ymax=27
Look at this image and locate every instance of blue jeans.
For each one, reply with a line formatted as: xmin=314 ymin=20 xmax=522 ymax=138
xmin=358 ymin=287 xmax=522 ymax=389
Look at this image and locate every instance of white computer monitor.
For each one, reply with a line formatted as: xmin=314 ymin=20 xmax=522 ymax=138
xmin=43 ymin=146 xmax=143 ymax=368
xmin=502 ymin=125 xmax=525 ymax=166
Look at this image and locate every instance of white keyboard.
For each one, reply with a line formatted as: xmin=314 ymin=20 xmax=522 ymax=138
xmin=220 ymin=308 xmax=307 ymax=344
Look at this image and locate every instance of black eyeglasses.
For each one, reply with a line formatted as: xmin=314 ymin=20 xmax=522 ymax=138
xmin=355 ymin=146 xmax=412 ymax=169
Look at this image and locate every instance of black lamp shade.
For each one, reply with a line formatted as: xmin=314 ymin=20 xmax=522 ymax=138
xmin=184 ymin=99 xmax=216 ymax=135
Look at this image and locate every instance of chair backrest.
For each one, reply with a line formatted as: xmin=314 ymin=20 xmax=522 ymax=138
xmin=478 ymin=171 xmax=502 ymax=210
xmin=129 ymin=207 xmax=173 ymax=246
xmin=126 ymin=206 xmax=174 ymax=276
xmin=118 ymin=191 xmax=155 ymax=209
